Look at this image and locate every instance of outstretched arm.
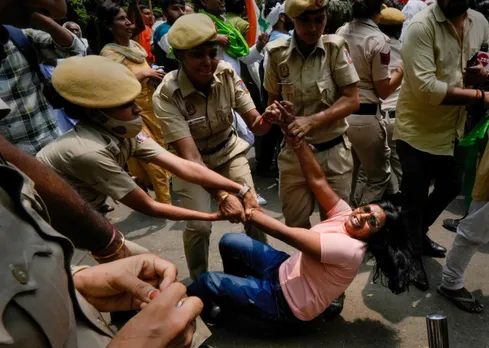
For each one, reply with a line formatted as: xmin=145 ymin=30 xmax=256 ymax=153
xmin=150 ymin=149 xmax=245 ymax=194
xmin=0 ymin=136 xmax=129 ymax=259
xmin=249 ymin=210 xmax=321 ymax=261
xmin=120 ymin=186 xmax=222 ymax=221
xmin=276 ymin=102 xmax=341 ymax=213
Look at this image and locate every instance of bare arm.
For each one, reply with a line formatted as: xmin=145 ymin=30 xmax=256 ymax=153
xmin=442 ymin=86 xmax=489 ymax=106
xmin=150 ymin=149 xmax=244 ymax=194
xmin=0 ymin=136 xmax=113 ymax=252
xmin=250 ymin=210 xmax=321 ymax=260
xmin=373 ymin=67 xmax=404 ymax=100
xmin=287 ymin=83 xmax=360 ymax=138
xmin=127 ymin=0 xmax=146 ymax=38
xmin=309 ymin=83 xmax=360 ymax=129
xmin=120 ymin=186 xmax=222 ymax=221
xmin=240 ymin=108 xmax=273 ymax=135
xmin=30 ymin=13 xmax=74 ymax=47
xmin=169 ymin=137 xmax=250 ymax=223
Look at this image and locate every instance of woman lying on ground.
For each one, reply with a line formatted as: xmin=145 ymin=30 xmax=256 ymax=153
xmin=188 ymin=102 xmax=412 ymax=323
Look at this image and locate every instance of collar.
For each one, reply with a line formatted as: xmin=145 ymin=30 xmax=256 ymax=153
xmin=433 ymin=3 xmax=472 ymax=23
xmin=287 ymin=32 xmax=325 ymax=57
xmin=353 ymin=18 xmax=380 ymax=29
xmin=177 ymin=67 xmax=222 ymax=98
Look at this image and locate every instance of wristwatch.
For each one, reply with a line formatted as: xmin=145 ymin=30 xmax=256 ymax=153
xmin=237 ymin=183 xmax=251 ymax=199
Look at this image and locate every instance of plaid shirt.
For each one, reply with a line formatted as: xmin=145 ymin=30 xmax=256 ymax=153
xmin=0 ymin=27 xmax=86 ymax=155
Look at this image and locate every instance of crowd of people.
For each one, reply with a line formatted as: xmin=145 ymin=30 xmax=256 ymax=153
xmin=0 ymin=0 xmax=488 ymax=346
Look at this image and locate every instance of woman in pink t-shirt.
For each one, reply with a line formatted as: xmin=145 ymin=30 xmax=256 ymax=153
xmin=188 ymin=105 xmax=412 ymax=323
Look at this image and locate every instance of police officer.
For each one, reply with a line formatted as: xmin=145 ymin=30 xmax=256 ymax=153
xmin=37 ymin=55 xmax=256 ymax=227
xmin=264 ymin=0 xmax=360 ymax=229
xmin=337 ymin=0 xmax=404 ymax=206
xmin=154 ymin=14 xmax=277 ymax=279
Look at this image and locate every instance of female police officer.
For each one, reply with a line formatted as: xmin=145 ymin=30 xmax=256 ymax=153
xmin=37 ymin=55 xmax=257 ymax=226
xmin=153 ymin=14 xmax=278 ymax=279
xmin=264 ymin=0 xmax=360 ymax=229
xmin=337 ymin=0 xmax=403 ymax=206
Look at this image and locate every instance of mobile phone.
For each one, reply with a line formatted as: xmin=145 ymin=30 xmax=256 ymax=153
xmin=467 ymin=51 xmax=479 ymax=67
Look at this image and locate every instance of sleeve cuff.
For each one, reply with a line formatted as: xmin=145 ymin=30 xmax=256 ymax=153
xmin=428 ymin=81 xmax=449 ymax=105
xmin=236 ymin=101 xmax=256 ymax=116
xmin=164 ymin=131 xmax=194 ymax=144
xmin=71 ymin=265 xmax=90 ymax=275
xmin=334 ymin=65 xmax=360 ymax=87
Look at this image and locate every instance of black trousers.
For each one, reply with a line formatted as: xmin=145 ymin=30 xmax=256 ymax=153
xmin=396 ymin=140 xmax=463 ymax=256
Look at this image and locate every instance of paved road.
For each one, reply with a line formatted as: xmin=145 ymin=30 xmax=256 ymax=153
xmin=106 ymin=171 xmax=489 ymax=348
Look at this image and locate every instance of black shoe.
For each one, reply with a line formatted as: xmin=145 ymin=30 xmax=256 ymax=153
xmin=411 ymin=257 xmax=429 ymax=291
xmin=423 ymin=236 xmax=447 ymax=258
xmin=442 ymin=217 xmax=463 ymax=233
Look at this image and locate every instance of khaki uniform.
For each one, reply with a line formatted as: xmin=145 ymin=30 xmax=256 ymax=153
xmin=337 ymin=19 xmax=392 ymax=206
xmin=0 ymin=160 xmax=114 ymax=347
xmin=0 ymin=160 xmax=211 ymax=347
xmin=101 ymin=47 xmax=172 ymax=205
xmin=36 ymin=121 xmax=164 ymax=211
xmin=154 ymin=61 xmax=266 ymax=279
xmin=264 ymin=34 xmax=358 ymax=228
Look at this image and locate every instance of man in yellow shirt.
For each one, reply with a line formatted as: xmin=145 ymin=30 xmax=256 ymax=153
xmin=394 ymin=0 xmax=489 ymax=291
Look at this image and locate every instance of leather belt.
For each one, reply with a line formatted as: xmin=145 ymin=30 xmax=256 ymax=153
xmin=311 ymin=135 xmax=343 ymax=152
xmin=198 ymin=132 xmax=233 ymax=155
xmin=356 ymin=103 xmax=379 ymax=115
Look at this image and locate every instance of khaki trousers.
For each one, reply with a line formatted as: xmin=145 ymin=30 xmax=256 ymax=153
xmin=173 ymin=153 xmax=267 ymax=280
xmin=347 ymin=113 xmax=391 ymax=206
xmin=278 ymin=137 xmax=353 ymax=228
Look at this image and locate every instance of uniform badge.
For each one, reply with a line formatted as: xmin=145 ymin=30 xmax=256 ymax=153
xmin=136 ymin=131 xmax=150 ymax=143
xmin=186 ymin=102 xmax=196 ymax=116
xmin=380 ymin=51 xmax=391 ymax=65
xmin=344 ymin=49 xmax=353 ymax=64
xmin=238 ymin=80 xmax=249 ymax=93
xmin=279 ymin=63 xmax=290 ymax=79
xmin=315 ymin=0 xmax=324 ymax=7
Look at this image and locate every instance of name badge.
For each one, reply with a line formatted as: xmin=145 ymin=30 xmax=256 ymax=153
xmin=187 ymin=116 xmax=205 ymax=125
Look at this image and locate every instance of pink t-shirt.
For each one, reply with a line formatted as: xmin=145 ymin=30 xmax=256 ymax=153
xmin=279 ymin=200 xmax=367 ymax=321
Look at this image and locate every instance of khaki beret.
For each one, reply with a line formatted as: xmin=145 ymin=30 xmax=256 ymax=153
xmin=285 ymin=0 xmax=329 ymax=18
xmin=52 ymin=56 xmax=141 ymax=109
xmin=379 ymin=7 xmax=406 ymax=25
xmin=168 ymin=13 xmax=217 ymax=50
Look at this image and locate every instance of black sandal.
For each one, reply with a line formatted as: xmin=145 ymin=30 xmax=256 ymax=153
xmin=437 ymin=285 xmax=484 ymax=313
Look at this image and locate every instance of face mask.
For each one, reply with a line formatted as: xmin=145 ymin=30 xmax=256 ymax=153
xmin=97 ymin=110 xmax=143 ymax=138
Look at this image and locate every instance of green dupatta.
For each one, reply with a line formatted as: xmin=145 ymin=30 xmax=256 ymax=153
xmin=199 ymin=10 xmax=250 ymax=59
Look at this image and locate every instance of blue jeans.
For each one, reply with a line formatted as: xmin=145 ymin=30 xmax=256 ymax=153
xmin=187 ymin=233 xmax=297 ymax=321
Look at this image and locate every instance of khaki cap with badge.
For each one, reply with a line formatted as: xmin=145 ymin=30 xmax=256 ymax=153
xmin=285 ymin=0 xmax=329 ymax=18
xmin=52 ymin=55 xmax=142 ymax=108
xmin=379 ymin=5 xmax=406 ymax=25
xmin=168 ymin=13 xmax=218 ymax=50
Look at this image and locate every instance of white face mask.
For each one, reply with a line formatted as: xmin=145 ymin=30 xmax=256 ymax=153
xmin=97 ymin=110 xmax=143 ymax=138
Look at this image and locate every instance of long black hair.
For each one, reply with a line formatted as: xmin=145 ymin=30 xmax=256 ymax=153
xmin=365 ymin=201 xmax=412 ymax=294
xmin=96 ymin=1 xmax=122 ymax=52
